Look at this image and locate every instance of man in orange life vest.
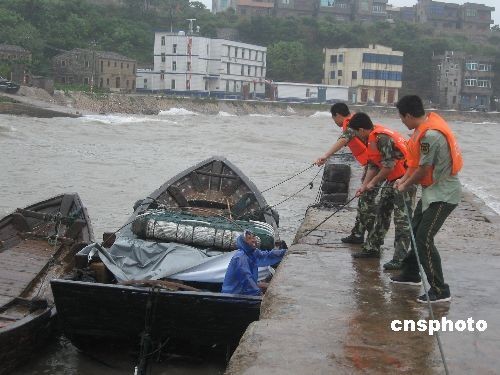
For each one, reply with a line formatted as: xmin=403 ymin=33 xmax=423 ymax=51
xmin=315 ymin=103 xmax=378 ymax=245
xmin=391 ymin=95 xmax=462 ymax=303
xmin=348 ymin=113 xmax=414 ymax=270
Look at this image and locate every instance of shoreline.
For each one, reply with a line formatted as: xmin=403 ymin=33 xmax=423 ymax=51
xmin=1 ymin=87 xmax=499 ymax=122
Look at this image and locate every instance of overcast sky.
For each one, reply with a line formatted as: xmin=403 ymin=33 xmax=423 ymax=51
xmin=197 ymin=0 xmax=498 ymax=25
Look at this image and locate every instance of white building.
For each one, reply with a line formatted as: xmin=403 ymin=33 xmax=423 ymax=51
xmin=137 ymin=31 xmax=267 ymax=99
xmin=273 ymin=82 xmax=349 ymax=103
xmin=323 ymin=44 xmax=404 ymax=105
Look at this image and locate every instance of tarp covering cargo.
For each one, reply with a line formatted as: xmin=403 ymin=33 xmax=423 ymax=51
xmin=85 ymin=239 xmax=273 ymax=283
xmin=132 ymin=210 xmax=275 ymax=250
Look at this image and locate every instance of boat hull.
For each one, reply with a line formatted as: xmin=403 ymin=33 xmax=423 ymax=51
xmin=51 ymin=279 xmax=261 ymax=350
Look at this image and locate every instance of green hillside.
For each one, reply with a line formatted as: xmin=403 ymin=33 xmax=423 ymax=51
xmin=1 ymin=0 xmax=499 ymax=98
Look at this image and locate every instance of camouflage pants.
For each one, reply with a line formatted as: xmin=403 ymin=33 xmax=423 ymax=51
xmin=351 ymin=184 xmax=380 ymax=237
xmin=362 ymin=181 xmax=415 ymax=261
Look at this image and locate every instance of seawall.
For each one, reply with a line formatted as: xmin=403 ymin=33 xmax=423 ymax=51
xmin=226 ymin=162 xmax=500 ymax=374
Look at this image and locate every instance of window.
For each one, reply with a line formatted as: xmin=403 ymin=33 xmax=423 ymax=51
xmin=116 ymin=77 xmax=120 ymax=88
xmin=306 ymin=88 xmax=310 ymax=97
xmin=106 ymin=78 xmax=110 ymax=86
xmin=478 ymin=64 xmax=491 ymax=71
xmin=121 ymin=62 xmax=123 ymax=69
xmin=173 ymin=44 xmax=177 ymax=54
xmin=241 ymin=65 xmax=244 ymax=75
xmin=160 ymin=70 xmax=165 ymax=80
xmin=161 ymin=53 xmax=166 ymax=62
xmin=101 ymin=61 xmax=104 ymax=72
xmin=85 ymin=61 xmax=90 ymax=68
xmin=330 ymin=55 xmax=337 ymax=64
xmin=248 ymin=66 xmax=251 ymax=75
xmin=465 ymin=8 xmax=476 ymax=17
xmin=161 ymin=36 xmax=165 ymax=46
xmin=84 ymin=77 xmax=89 ymax=84
xmin=235 ymin=47 xmax=238 ymax=58
xmin=61 ymin=60 xmax=66 ymax=66
xmin=464 ymin=78 xmax=477 ymax=86
xmin=260 ymin=67 xmax=263 ymax=76
xmin=172 ymin=61 xmax=177 ymax=71
xmin=338 ymin=54 xmax=343 ymax=63
xmin=477 ymin=80 xmax=491 ymax=88
xmin=242 ymin=49 xmax=246 ymax=59
xmin=330 ymin=71 xmax=336 ymax=79
xmin=108 ymin=61 xmax=110 ymax=67
xmin=171 ymin=79 xmax=176 ymax=89
xmin=466 ymin=62 xmax=478 ymax=70
xmin=338 ymin=70 xmax=343 ymax=77
xmin=373 ymin=4 xmax=384 ymax=12
xmin=227 ymin=63 xmax=230 ymax=74
xmin=114 ymin=62 xmax=117 ymax=67
xmin=352 ymin=71 xmax=357 ymax=79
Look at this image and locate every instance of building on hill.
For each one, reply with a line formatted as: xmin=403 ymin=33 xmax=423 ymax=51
xmin=431 ymin=51 xmax=494 ymax=110
xmin=212 ymin=0 xmax=237 ymax=13
xmin=0 ymin=44 xmax=32 ymax=84
xmin=416 ymin=0 xmax=494 ymax=34
xmin=275 ymin=0 xmax=319 ymax=18
xmin=136 ymin=31 xmax=267 ymax=99
xmin=52 ymin=48 xmax=136 ymax=92
xmin=323 ymin=44 xmax=403 ymax=105
xmin=237 ymin=0 xmax=275 ymax=16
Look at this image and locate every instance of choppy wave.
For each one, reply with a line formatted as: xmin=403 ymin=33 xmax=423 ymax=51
xmin=218 ymin=111 xmax=236 ymax=117
xmin=462 ymin=181 xmax=500 ymax=215
xmin=309 ymin=111 xmax=331 ymax=118
xmin=0 ymin=124 xmax=16 ymax=132
xmin=249 ymin=113 xmax=274 ymax=117
xmin=80 ymin=114 xmax=177 ymax=125
xmin=158 ymin=108 xmax=198 ymax=116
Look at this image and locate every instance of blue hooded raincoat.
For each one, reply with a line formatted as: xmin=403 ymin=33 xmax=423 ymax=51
xmin=221 ymin=235 xmax=286 ymax=296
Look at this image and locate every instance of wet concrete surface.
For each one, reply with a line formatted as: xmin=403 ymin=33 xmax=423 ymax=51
xmin=226 ymin=168 xmax=500 ymax=374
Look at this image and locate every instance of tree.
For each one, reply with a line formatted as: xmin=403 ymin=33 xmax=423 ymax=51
xmin=267 ymin=41 xmax=307 ymax=82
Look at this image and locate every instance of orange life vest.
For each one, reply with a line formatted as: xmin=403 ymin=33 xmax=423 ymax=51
xmin=342 ymin=116 xmax=368 ymax=166
xmin=367 ymin=125 xmax=408 ymax=181
xmin=407 ymin=112 xmax=463 ymax=187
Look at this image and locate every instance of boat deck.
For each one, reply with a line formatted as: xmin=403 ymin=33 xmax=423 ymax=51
xmin=0 ymin=239 xmax=53 ymax=308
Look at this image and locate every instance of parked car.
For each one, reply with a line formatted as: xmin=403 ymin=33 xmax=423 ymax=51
xmin=0 ymin=76 xmax=20 ymax=94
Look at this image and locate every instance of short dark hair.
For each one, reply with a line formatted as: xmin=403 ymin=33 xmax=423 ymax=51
xmin=330 ymin=103 xmax=350 ymax=117
xmin=396 ymin=95 xmax=425 ymax=117
xmin=348 ymin=112 xmax=374 ymax=130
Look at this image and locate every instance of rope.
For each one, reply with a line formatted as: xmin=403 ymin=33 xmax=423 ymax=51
xmin=302 ymin=195 xmax=358 ymax=237
xmin=401 ymin=192 xmax=450 ymax=375
xmin=261 ymin=164 xmax=315 ymax=193
xmin=236 ymin=165 xmax=324 ymax=220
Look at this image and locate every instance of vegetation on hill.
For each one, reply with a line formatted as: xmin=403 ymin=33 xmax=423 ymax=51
xmin=0 ymin=0 xmax=498 ymax=98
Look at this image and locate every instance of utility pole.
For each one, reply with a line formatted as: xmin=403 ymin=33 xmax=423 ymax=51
xmin=90 ymin=40 xmax=97 ymax=94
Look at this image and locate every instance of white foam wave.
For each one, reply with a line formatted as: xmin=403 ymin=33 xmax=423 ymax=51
xmin=80 ymin=114 xmax=176 ymax=125
xmin=462 ymin=181 xmax=500 ymax=215
xmin=0 ymin=124 xmax=16 ymax=132
xmin=249 ymin=114 xmax=274 ymax=117
xmin=309 ymin=111 xmax=331 ymax=118
xmin=286 ymin=106 xmax=296 ymax=114
xmin=218 ymin=111 xmax=236 ymax=117
xmin=159 ymin=108 xmax=198 ymax=116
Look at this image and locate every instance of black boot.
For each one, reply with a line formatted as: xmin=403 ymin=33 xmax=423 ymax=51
xmin=341 ymin=233 xmax=364 ymax=244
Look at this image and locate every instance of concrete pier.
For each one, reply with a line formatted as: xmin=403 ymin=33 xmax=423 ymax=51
xmin=226 ymin=165 xmax=500 ymax=374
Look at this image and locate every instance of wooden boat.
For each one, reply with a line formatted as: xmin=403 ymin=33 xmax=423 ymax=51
xmin=0 ymin=193 xmax=94 ymax=375
xmin=51 ymin=157 xmax=280 ymax=360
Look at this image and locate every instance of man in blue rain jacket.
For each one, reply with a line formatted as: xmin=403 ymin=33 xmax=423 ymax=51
xmin=221 ymin=229 xmax=286 ymax=296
